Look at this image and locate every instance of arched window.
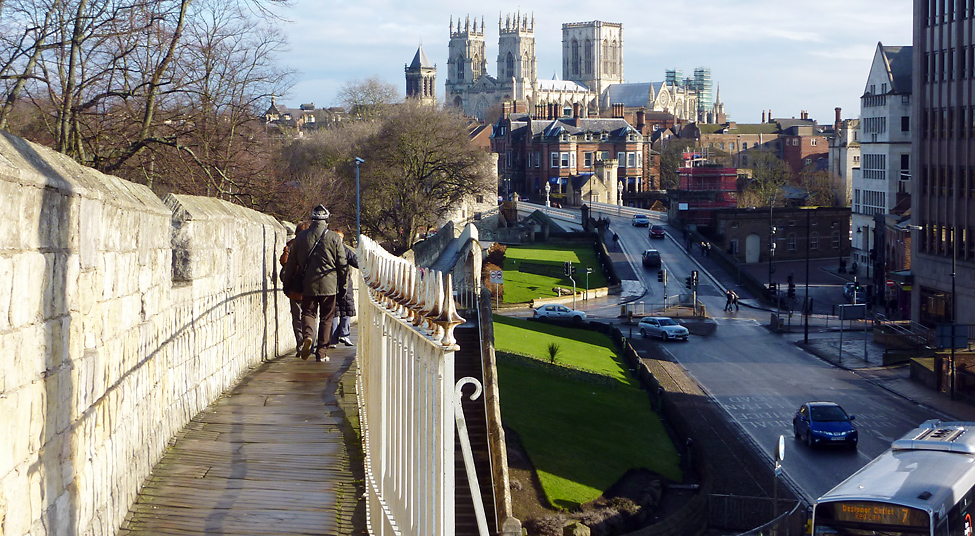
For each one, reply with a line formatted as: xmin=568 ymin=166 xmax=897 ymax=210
xmin=506 ymin=52 xmax=514 ymax=78
xmin=456 ymin=55 xmax=465 ymax=81
xmin=602 ymin=39 xmax=609 ymax=74
xmin=523 ymin=53 xmax=530 ymax=78
xmin=571 ymin=39 xmax=580 ymax=75
xmin=611 ymin=40 xmax=618 ymax=75
xmin=584 ymin=39 xmax=593 ymax=74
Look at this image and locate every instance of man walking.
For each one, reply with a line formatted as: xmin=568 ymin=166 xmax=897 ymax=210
xmin=283 ymin=205 xmax=349 ymax=362
xmin=724 ymin=289 xmax=733 ymax=312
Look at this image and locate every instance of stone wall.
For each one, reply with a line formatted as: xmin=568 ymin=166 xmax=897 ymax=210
xmin=0 ymin=132 xmax=292 ymax=536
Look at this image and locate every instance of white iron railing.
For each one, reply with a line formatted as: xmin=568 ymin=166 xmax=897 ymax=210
xmin=356 ymin=235 xmax=488 ymax=536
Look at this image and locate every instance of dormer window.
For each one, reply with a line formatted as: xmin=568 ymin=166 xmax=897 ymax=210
xmin=600 ymin=132 xmax=608 ymax=141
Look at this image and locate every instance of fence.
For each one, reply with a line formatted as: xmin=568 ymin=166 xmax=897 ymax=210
xmin=356 ymin=235 xmax=489 ymax=536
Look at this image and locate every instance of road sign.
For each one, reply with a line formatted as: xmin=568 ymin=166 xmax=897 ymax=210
xmin=936 ymin=324 xmax=968 ymax=349
xmin=838 ymin=304 xmax=867 ymax=320
xmin=489 ymin=270 xmax=503 ymax=285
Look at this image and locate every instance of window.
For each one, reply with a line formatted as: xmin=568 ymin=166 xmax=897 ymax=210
xmin=617 ymin=152 xmax=625 ymax=165
xmin=832 ymin=231 xmax=841 ymax=249
xmin=901 ymin=154 xmax=910 ymax=179
xmin=584 ymin=152 xmax=593 ymax=167
xmin=600 ymin=132 xmax=608 ymax=141
xmin=902 ymin=116 xmax=910 ymax=132
xmin=730 ymin=142 xmax=736 ymax=150
xmin=551 ymin=152 xmax=559 ymax=167
xmin=742 ymin=142 xmax=748 ymax=150
xmin=811 ymin=139 xmax=817 ymax=146
xmin=561 ymin=152 xmax=570 ymax=168
xmin=862 ymin=154 xmax=886 ymax=180
xmin=719 ymin=142 xmax=725 ymax=150
xmin=804 ymin=158 xmax=812 ymax=165
xmin=534 ymin=151 xmax=541 ymax=168
xmin=730 ymin=238 xmax=739 ymax=254
xmin=792 ymin=138 xmax=799 ymax=146
xmin=602 ymin=151 xmax=610 ymax=161
xmin=810 ymin=232 xmax=819 ymax=250
xmin=627 ymin=152 xmax=637 ymax=167
xmin=788 ymin=234 xmax=797 ymax=251
xmin=570 ymin=152 xmax=577 ymax=168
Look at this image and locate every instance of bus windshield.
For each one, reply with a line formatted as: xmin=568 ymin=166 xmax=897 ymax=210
xmin=814 ymin=501 xmax=930 ymax=536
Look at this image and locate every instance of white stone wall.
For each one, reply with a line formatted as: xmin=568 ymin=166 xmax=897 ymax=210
xmin=0 ymin=133 xmax=292 ymax=536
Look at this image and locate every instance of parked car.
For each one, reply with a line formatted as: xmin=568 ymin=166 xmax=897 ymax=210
xmin=533 ymin=304 xmax=587 ymax=323
xmin=642 ymin=249 xmax=661 ymax=268
xmin=631 ymin=214 xmax=650 ymax=227
xmin=638 ymin=316 xmax=689 ymax=341
xmin=792 ymin=401 xmax=858 ymax=449
xmin=649 ymin=224 xmax=666 ymax=239
xmin=843 ymin=282 xmax=864 ymax=302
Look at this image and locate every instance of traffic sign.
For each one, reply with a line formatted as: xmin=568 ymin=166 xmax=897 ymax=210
xmin=489 ymin=270 xmax=503 ymax=285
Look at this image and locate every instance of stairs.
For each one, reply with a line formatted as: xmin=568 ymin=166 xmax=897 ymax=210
xmin=454 ymin=324 xmax=498 ymax=536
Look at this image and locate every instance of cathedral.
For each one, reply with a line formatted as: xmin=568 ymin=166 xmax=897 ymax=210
xmin=441 ymin=14 xmax=725 ymax=123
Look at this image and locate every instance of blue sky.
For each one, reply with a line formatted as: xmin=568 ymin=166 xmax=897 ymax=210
xmin=270 ymin=0 xmax=913 ymax=125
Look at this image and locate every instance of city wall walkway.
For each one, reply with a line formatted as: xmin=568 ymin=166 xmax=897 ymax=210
xmin=119 ymin=331 xmax=365 ymax=536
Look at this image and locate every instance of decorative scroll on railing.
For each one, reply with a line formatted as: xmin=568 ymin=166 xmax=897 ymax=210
xmin=356 ymin=235 xmax=468 ymax=536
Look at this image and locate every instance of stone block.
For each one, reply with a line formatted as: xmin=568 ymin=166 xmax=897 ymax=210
xmin=78 ymin=197 xmax=103 ymax=270
xmin=0 ymin=465 xmax=30 ymax=536
xmin=9 ymin=251 xmax=46 ymax=327
xmin=0 ymin=255 xmax=11 ymax=332
xmin=0 ymin=178 xmax=25 ymax=250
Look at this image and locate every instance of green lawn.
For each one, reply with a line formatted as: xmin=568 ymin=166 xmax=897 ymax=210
xmin=501 ymin=244 xmax=608 ymax=304
xmin=494 ymin=316 xmax=682 ymax=510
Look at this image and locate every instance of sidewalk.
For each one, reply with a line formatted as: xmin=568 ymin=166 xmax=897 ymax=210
xmin=119 ymin=329 xmax=366 ymax=535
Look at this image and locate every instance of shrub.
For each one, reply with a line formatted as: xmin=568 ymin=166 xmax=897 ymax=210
xmin=547 ymin=342 xmax=561 ymax=364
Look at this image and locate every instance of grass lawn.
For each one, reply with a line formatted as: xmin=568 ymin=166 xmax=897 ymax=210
xmin=495 ymin=316 xmax=682 ymax=510
xmin=501 ymin=244 xmax=608 ymax=304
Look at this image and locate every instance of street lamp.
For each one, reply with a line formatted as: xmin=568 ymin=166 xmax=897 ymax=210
xmin=950 ymin=225 xmax=957 ymax=400
xmin=355 ymin=157 xmax=364 ymax=242
xmin=618 ymin=181 xmax=623 ymax=215
xmin=545 ymin=181 xmax=551 ymax=208
xmin=768 ymin=195 xmax=775 ymax=294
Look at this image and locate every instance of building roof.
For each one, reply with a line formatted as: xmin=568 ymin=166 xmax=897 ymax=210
xmin=696 ymin=123 xmax=781 ymax=135
xmin=881 ymin=45 xmax=913 ymax=93
xmin=604 ymin=82 xmax=666 ymax=108
xmin=536 ymin=78 xmax=590 ymax=92
xmin=409 ymin=45 xmax=434 ymax=69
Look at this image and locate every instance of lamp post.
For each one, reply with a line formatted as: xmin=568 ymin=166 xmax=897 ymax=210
xmin=804 ymin=207 xmax=811 ymax=344
xmin=355 ymin=157 xmax=364 ymax=241
xmin=768 ymin=195 xmax=775 ymax=294
xmin=618 ymin=181 xmax=623 ymax=215
xmin=545 ymin=181 xmax=551 ymax=208
xmin=951 ymin=225 xmax=957 ymax=400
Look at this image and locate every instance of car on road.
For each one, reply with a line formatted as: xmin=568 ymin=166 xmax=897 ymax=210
xmin=631 ymin=214 xmax=650 ymax=227
xmin=843 ymin=282 xmax=864 ymax=302
xmin=638 ymin=316 xmax=689 ymax=341
xmin=792 ymin=401 xmax=858 ymax=449
xmin=642 ymin=249 xmax=661 ymax=268
xmin=533 ymin=304 xmax=587 ymax=323
xmin=649 ymin=224 xmax=666 ymax=239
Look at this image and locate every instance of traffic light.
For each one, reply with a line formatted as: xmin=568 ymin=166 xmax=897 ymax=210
xmin=768 ymin=282 xmax=778 ymax=296
xmin=787 ymin=282 xmax=796 ymax=298
xmin=564 ymin=261 xmax=571 ymax=276
xmin=571 ymin=266 xmax=577 ymax=275
xmin=685 ymin=276 xmax=693 ymax=289
xmin=691 ymin=270 xmax=698 ymax=285
xmin=658 ymin=270 xmax=664 ymax=282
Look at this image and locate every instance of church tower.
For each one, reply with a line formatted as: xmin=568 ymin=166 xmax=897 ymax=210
xmin=445 ymin=15 xmax=487 ymax=110
xmin=497 ymin=12 xmax=536 ymax=93
xmin=405 ymin=45 xmax=436 ymax=106
xmin=562 ymin=21 xmax=623 ymax=101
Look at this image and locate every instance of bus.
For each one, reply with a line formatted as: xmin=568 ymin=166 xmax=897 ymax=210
xmin=813 ymin=420 xmax=975 ymax=535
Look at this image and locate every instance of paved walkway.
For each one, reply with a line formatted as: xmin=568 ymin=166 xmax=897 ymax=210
xmin=120 ymin=330 xmax=365 ymax=536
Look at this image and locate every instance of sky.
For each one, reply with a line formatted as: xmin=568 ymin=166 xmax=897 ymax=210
xmin=269 ymin=0 xmax=914 ymax=125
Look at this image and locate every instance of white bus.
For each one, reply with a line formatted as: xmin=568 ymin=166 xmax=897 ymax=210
xmin=813 ymin=420 xmax=975 ymax=536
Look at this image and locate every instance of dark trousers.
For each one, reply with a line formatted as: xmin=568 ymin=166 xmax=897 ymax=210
xmin=301 ymin=294 xmax=337 ymax=360
xmin=289 ymin=299 xmax=303 ymax=347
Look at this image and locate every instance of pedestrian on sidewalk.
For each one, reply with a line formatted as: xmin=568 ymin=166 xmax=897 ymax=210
xmin=724 ymin=289 xmax=733 ymax=311
xmin=280 ymin=221 xmax=311 ymax=358
xmin=282 ymin=204 xmax=349 ymax=362
xmin=328 ymin=229 xmax=359 ymax=349
xmin=731 ymin=290 xmax=740 ymax=311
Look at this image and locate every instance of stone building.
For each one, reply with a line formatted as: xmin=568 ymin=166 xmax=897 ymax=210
xmin=711 ymin=206 xmax=852 ymax=265
xmin=405 ymin=45 xmax=437 ymax=105
xmin=828 ymin=109 xmax=861 ymax=206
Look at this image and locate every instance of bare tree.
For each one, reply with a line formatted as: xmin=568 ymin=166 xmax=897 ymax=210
xmin=799 ymin=165 xmax=839 ymax=207
xmin=743 ymin=149 xmax=791 ymax=207
xmin=337 ymin=76 xmax=399 ymax=121
xmin=357 ymin=101 xmax=494 ymax=254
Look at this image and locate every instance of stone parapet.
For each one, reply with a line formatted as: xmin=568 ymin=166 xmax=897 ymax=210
xmin=0 ymin=132 xmax=291 ymax=536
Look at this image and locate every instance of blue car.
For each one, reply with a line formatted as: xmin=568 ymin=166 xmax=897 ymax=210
xmin=793 ymin=402 xmax=858 ymax=449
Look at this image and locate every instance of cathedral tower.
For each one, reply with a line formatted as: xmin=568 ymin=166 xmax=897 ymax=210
xmin=405 ymin=45 xmax=436 ymax=106
xmin=445 ymin=15 xmax=487 ymax=109
xmin=497 ymin=12 xmax=536 ymax=86
xmin=562 ymin=21 xmax=623 ymax=100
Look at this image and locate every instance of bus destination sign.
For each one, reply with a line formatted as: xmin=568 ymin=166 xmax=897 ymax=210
xmin=820 ymin=501 xmax=929 ymax=528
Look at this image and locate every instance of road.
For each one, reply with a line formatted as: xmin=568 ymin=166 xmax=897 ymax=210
xmin=582 ymin=211 xmax=945 ymax=503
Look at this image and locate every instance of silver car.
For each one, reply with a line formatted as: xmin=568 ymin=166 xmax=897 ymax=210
xmin=638 ymin=316 xmax=689 ymax=341
xmin=533 ymin=304 xmax=587 ymax=323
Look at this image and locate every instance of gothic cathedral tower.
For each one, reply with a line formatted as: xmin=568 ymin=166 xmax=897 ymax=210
xmin=497 ymin=12 xmax=536 ymax=95
xmin=445 ymin=16 xmax=487 ymax=110
xmin=562 ymin=21 xmax=623 ymax=104
xmin=405 ymin=45 xmax=436 ymax=106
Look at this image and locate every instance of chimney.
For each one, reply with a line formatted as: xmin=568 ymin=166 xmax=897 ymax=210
xmin=612 ymin=103 xmax=624 ymax=118
xmin=834 ymin=107 xmax=842 ymax=132
xmin=512 ymin=100 xmax=518 ymax=114
xmin=762 ymin=110 xmax=766 ymax=123
xmin=572 ymin=102 xmax=580 ymax=122
xmin=636 ymin=108 xmax=646 ymax=132
xmin=502 ymin=101 xmax=511 ymax=118
xmin=547 ymin=103 xmax=554 ymax=120
xmin=535 ymin=104 xmax=544 ymax=119
xmin=769 ymin=109 xmax=773 ymax=122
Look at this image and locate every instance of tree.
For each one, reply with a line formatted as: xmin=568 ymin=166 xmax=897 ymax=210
xmin=357 ymin=101 xmax=494 ymax=254
xmin=658 ymin=140 xmax=696 ymax=190
xmin=742 ymin=149 xmax=790 ymax=207
xmin=337 ymin=76 xmax=398 ymax=121
xmin=799 ymin=165 xmax=839 ymax=207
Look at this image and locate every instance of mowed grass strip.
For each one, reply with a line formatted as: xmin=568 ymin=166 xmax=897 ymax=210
xmin=495 ymin=316 xmax=682 ymax=509
xmin=501 ymin=244 xmax=608 ymax=304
